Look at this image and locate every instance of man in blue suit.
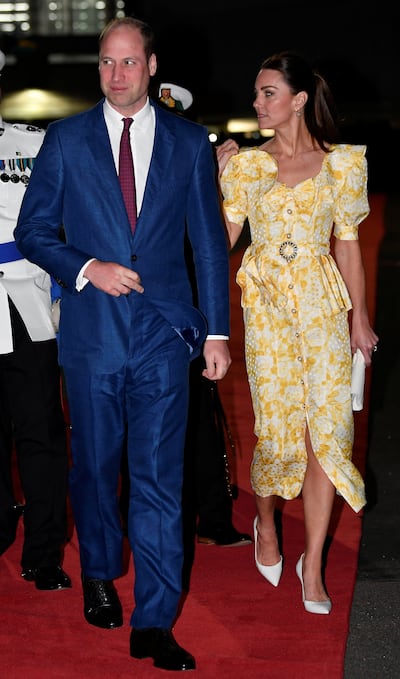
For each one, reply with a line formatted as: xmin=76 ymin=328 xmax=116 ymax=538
xmin=15 ymin=16 xmax=231 ymax=672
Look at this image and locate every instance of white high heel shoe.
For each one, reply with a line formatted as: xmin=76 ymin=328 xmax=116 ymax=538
xmin=295 ymin=554 xmax=332 ymax=614
xmin=253 ymin=517 xmax=283 ymax=587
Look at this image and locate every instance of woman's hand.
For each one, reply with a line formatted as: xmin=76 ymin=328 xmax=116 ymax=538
xmin=334 ymin=238 xmax=378 ymax=365
xmin=216 ymin=139 xmax=239 ymax=177
xmin=350 ymin=314 xmax=379 ymax=366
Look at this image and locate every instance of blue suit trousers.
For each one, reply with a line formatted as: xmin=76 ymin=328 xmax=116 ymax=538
xmin=64 ymin=294 xmax=191 ymax=629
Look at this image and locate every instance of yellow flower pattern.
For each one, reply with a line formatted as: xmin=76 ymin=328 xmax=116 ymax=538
xmin=221 ymin=144 xmax=369 ymax=512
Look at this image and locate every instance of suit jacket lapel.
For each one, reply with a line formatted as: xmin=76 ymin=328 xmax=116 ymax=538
xmin=84 ymin=102 xmax=132 ymax=230
xmin=85 ymin=104 xmax=117 ymax=181
xmin=139 ymin=106 xmax=176 ymax=223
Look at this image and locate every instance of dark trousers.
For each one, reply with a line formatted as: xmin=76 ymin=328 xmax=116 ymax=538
xmin=65 ymin=294 xmax=191 ymax=629
xmin=120 ymin=354 xmax=234 ymax=588
xmin=183 ymin=356 xmax=233 ymax=535
xmin=0 ymin=387 xmax=18 ymax=552
xmin=0 ymin=298 xmax=69 ymax=569
xmin=181 ymin=356 xmax=233 ymax=587
xmin=121 ymin=358 xmax=233 ymax=531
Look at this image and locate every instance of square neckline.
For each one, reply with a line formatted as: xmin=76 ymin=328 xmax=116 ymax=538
xmin=258 ymin=147 xmax=331 ymax=189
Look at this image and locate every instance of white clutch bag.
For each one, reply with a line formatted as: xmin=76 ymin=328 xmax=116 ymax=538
xmin=351 ymin=349 xmax=366 ymax=411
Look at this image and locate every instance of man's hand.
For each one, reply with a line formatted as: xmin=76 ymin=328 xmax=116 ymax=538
xmin=202 ymin=338 xmax=231 ymax=381
xmin=84 ymin=260 xmax=144 ymax=296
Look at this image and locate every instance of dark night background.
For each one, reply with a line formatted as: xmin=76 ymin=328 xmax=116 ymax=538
xmin=1 ymin=1 xmax=397 ymax=190
xmin=120 ymin=1 xmax=396 ymax=127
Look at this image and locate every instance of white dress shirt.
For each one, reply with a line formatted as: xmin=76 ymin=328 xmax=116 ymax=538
xmin=103 ymin=97 xmax=155 ymax=214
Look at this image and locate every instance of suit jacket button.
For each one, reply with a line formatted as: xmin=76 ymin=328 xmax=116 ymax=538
xmin=131 ymin=254 xmax=137 ymax=262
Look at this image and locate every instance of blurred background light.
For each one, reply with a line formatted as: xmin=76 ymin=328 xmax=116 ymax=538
xmin=227 ymin=118 xmax=274 ymax=137
xmin=1 ymin=87 xmax=94 ymax=119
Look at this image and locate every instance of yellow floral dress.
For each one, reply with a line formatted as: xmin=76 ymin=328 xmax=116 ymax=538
xmin=221 ymin=144 xmax=369 ymax=512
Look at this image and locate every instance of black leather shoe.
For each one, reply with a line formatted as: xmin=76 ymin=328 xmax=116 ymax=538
xmin=82 ymin=574 xmax=123 ymax=629
xmin=13 ymin=502 xmax=25 ymax=519
xmin=130 ymin=627 xmax=196 ymax=671
xmin=197 ymin=526 xmax=252 ymax=547
xmin=21 ymin=565 xmax=72 ymax=590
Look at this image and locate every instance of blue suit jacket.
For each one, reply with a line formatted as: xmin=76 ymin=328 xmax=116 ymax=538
xmin=14 ymin=99 xmax=230 ymax=372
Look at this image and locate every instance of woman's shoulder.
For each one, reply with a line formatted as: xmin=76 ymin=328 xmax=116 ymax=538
xmin=229 ymin=145 xmax=277 ymax=172
xmin=238 ymin=144 xmax=275 ymax=156
xmin=325 ymin=143 xmax=367 ymax=173
xmin=328 ymin=143 xmax=367 ymax=161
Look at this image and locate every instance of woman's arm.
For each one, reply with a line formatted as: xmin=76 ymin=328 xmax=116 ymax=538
xmin=215 ymin=139 xmax=242 ymax=249
xmin=334 ymin=238 xmax=379 ymax=365
xmin=223 ymin=218 xmax=243 ymax=250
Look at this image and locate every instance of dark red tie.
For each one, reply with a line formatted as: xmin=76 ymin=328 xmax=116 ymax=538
xmin=119 ymin=117 xmax=137 ymax=232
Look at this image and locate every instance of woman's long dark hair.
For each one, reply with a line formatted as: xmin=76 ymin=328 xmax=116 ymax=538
xmin=260 ymin=51 xmax=341 ymax=151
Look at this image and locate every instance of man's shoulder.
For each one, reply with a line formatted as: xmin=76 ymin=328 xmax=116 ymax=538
xmin=154 ymin=101 xmax=207 ymax=136
xmin=1 ymin=121 xmax=45 ymax=137
xmin=0 ymin=121 xmax=45 ymax=157
xmin=45 ymin=101 xmax=104 ymax=136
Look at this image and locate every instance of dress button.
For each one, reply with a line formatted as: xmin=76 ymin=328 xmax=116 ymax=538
xmin=297 ymin=356 xmax=303 ymax=362
xmin=295 ymin=332 xmax=300 ymax=337
xmin=286 ymin=233 xmax=292 ymax=238
xmin=288 ymin=283 xmax=294 ymax=289
xmin=291 ymin=308 xmax=297 ymax=314
xmin=287 ymin=209 xmax=292 ymax=214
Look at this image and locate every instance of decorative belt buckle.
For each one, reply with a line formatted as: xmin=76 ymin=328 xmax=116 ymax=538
xmin=279 ymin=240 xmax=298 ymax=262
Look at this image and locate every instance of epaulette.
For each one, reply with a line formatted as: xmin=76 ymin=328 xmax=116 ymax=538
xmin=11 ymin=123 xmax=44 ymax=134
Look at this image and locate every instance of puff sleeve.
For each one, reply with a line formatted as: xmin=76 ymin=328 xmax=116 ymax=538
xmin=220 ymin=153 xmax=249 ymax=228
xmin=330 ymin=145 xmax=370 ymax=240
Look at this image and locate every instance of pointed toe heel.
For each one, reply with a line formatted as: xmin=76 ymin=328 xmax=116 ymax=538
xmin=295 ymin=554 xmax=332 ymax=614
xmin=253 ymin=517 xmax=282 ymax=587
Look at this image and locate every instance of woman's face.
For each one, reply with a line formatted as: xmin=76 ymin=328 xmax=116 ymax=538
xmin=253 ymin=68 xmax=299 ymax=130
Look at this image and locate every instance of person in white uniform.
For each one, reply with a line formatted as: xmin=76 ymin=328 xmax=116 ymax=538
xmin=0 ymin=49 xmax=71 ymax=590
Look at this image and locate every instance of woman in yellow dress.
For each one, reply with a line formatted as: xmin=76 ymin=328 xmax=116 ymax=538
xmin=217 ymin=51 xmax=378 ymax=614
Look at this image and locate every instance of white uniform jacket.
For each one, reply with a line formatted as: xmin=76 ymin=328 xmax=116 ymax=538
xmin=0 ymin=116 xmax=56 ymax=354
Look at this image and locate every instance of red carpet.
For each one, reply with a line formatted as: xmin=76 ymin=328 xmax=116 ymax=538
xmin=0 ymin=195 xmax=385 ymax=678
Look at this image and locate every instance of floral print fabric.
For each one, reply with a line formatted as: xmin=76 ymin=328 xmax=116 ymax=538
xmin=221 ymin=144 xmax=369 ymax=512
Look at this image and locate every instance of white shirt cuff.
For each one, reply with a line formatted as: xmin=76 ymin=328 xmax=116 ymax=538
xmin=76 ymin=258 xmax=96 ymax=291
xmin=206 ymin=335 xmax=229 ymax=340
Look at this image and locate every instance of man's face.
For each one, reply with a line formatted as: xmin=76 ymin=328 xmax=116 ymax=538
xmin=99 ymin=25 xmax=157 ymax=116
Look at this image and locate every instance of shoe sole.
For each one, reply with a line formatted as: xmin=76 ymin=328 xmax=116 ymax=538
xmin=197 ymin=537 xmax=253 ymax=547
